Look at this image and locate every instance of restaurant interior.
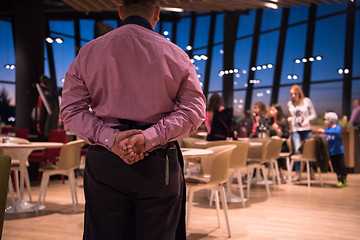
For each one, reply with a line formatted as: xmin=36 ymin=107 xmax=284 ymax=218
xmin=1 ymin=0 xmax=360 ymax=239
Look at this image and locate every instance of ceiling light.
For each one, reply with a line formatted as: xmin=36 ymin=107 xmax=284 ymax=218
xmin=161 ymin=7 xmax=184 ymax=12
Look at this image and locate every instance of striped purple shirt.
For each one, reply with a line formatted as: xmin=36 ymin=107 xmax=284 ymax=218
xmin=60 ymin=20 xmax=206 ymax=151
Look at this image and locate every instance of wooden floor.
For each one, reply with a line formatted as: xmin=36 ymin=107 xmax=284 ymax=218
xmin=3 ymin=172 xmax=360 ymax=240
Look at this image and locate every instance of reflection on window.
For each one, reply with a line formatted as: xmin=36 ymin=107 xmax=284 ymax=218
xmin=233 ymin=90 xmax=246 ymax=117
xmin=192 ymin=49 xmax=208 ymax=89
xmin=0 ymin=20 xmax=15 ymax=82
xmin=312 ymin=14 xmax=346 ymax=81
xmin=261 ymin=8 xmax=282 ymax=32
xmin=80 ymin=19 xmax=94 ymax=46
xmin=209 ymin=44 xmax=223 ymax=92
xmin=310 ymin=81 xmax=343 ymax=115
xmin=0 ymin=83 xmax=15 ymax=106
xmin=281 ymin=24 xmax=307 ymax=85
xmin=277 ymin=86 xmax=293 ymax=116
xmin=289 ymin=5 xmax=309 ymax=25
xmin=234 ymin=37 xmax=252 ymax=89
xmin=352 ymin=81 xmax=360 ymax=107
xmin=237 ymin=10 xmax=255 ymax=38
xmin=254 ymin=31 xmax=279 ymax=87
xmin=316 ymin=1 xmax=347 ymax=18
xmin=176 ymin=17 xmax=190 ymax=50
xmin=250 ymin=88 xmax=272 ymax=108
xmin=194 ymin=15 xmax=210 ymax=49
xmin=214 ymin=13 xmax=224 ymax=44
xmin=161 ymin=22 xmax=173 ymax=42
xmin=353 ymin=10 xmax=360 ymax=78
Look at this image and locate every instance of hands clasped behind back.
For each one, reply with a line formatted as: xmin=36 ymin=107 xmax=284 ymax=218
xmin=110 ymin=129 xmax=149 ymax=165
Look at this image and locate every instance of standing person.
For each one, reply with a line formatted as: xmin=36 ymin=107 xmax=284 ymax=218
xmin=205 ymin=93 xmax=225 ymax=134
xmin=318 ymin=112 xmax=347 ymax=187
xmin=59 ymin=1 xmax=206 ymax=239
xmin=349 ymin=98 xmax=360 ymax=131
xmin=287 ymin=84 xmax=317 ymax=181
xmin=251 ymin=101 xmax=267 ymax=138
xmin=205 ymin=93 xmax=233 ymax=141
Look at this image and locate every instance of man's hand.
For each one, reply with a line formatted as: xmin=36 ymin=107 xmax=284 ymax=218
xmin=120 ymin=133 xmax=148 ymax=165
xmin=110 ymin=129 xmax=142 ymax=163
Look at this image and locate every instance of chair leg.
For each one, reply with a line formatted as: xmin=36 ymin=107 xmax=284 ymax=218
xmin=68 ymin=171 xmax=78 ymax=206
xmin=306 ymin=161 xmax=311 ymax=187
xmin=186 ymin=188 xmax=194 ymax=235
xmin=219 ymin=187 xmax=231 ymax=238
xmin=14 ymin=170 xmax=19 ymax=198
xmin=214 ymin=190 xmax=221 ymax=227
xmin=209 ymin=190 xmax=214 ymax=206
xmin=261 ymin=166 xmax=271 ymax=198
xmin=273 ymin=160 xmax=281 ymax=186
xmin=286 ymin=156 xmax=292 ymax=184
xmin=236 ymin=170 xmax=246 ymax=208
xmin=317 ymin=167 xmax=323 ymax=186
xmin=38 ymin=173 xmax=50 ymax=208
xmin=269 ymin=161 xmax=277 ymax=188
xmin=289 ymin=159 xmax=294 ymax=183
xmin=8 ymin=175 xmax=17 ymax=213
xmin=247 ymin=168 xmax=253 ymax=200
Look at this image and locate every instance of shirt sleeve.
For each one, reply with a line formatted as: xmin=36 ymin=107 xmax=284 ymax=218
xmin=305 ymin=98 xmax=317 ymax=121
xmin=142 ymin=60 xmax=206 ymax=151
xmin=59 ymin=49 xmax=120 ymax=149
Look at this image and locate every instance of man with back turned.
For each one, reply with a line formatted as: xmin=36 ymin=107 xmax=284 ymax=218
xmin=59 ymin=0 xmax=206 ymax=239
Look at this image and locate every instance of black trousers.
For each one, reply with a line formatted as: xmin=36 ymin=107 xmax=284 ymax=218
xmin=83 ymin=143 xmax=186 ymax=240
xmin=330 ymin=154 xmax=347 ymax=183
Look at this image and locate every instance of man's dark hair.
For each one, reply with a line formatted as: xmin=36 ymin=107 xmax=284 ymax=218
xmin=121 ymin=0 xmax=160 ymax=17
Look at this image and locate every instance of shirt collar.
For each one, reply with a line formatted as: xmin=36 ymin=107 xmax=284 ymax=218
xmin=120 ymin=16 xmax=153 ymax=31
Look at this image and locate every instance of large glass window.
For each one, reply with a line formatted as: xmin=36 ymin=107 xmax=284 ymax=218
xmin=352 ymin=80 xmax=360 ymax=103
xmin=209 ymin=44 xmax=223 ymax=92
xmin=214 ymin=13 xmax=224 ymax=44
xmin=49 ymin=21 xmax=75 ymax=87
xmin=194 ymin=15 xmax=210 ymax=49
xmin=281 ymin=24 xmax=307 ymax=85
xmin=80 ymin=19 xmax=94 ymax=47
xmin=192 ymin=48 xmax=207 ymax=88
xmin=250 ymin=88 xmax=272 ymax=110
xmin=234 ymin=37 xmax=252 ymax=89
xmin=0 ymin=83 xmax=15 ymax=107
xmin=277 ymin=86 xmax=293 ymax=116
xmin=176 ymin=17 xmax=190 ymax=50
xmin=289 ymin=5 xmax=309 ymax=25
xmin=233 ymin=90 xmax=246 ymax=117
xmin=312 ymin=14 xmax=346 ymax=81
xmin=310 ymin=81 xmax=343 ymax=116
xmin=160 ymin=22 xmax=173 ymax=42
xmin=0 ymin=20 xmax=15 ymax=83
xmin=237 ymin=10 xmax=255 ymax=38
xmin=261 ymin=8 xmax=282 ymax=32
xmin=254 ymin=31 xmax=279 ymax=87
xmin=316 ymin=1 xmax=347 ymax=17
xmin=353 ymin=10 xmax=360 ymax=78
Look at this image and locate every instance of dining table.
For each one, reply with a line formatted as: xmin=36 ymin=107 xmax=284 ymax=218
xmin=181 ymin=148 xmax=213 ymax=176
xmin=0 ymin=139 xmax=64 ymax=213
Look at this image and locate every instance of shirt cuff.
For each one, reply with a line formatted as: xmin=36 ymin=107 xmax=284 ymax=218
xmin=98 ymin=127 xmax=120 ymax=149
xmin=142 ymin=127 xmax=160 ymax=151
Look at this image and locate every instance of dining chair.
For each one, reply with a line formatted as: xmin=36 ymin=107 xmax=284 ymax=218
xmin=1 ymin=126 xmax=14 ymax=134
xmin=289 ymin=138 xmax=323 ymax=187
xmin=29 ymin=129 xmax=68 ymax=181
xmin=266 ymin=137 xmax=285 ymax=187
xmin=186 ymin=144 xmax=236 ymax=238
xmin=181 ymin=137 xmax=208 ymax=149
xmin=279 ymin=136 xmax=293 ymax=183
xmin=2 ymin=137 xmax=32 ymax=202
xmin=37 ymin=140 xmax=84 ymax=209
xmin=246 ymin=140 xmax=272 ymax=199
xmin=0 ymin=155 xmax=11 ymax=238
xmin=227 ymin=141 xmax=250 ymax=208
xmin=15 ymin=128 xmax=29 ymax=139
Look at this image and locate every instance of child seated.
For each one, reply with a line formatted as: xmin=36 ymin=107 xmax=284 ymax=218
xmin=319 ymin=112 xmax=348 ymax=187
